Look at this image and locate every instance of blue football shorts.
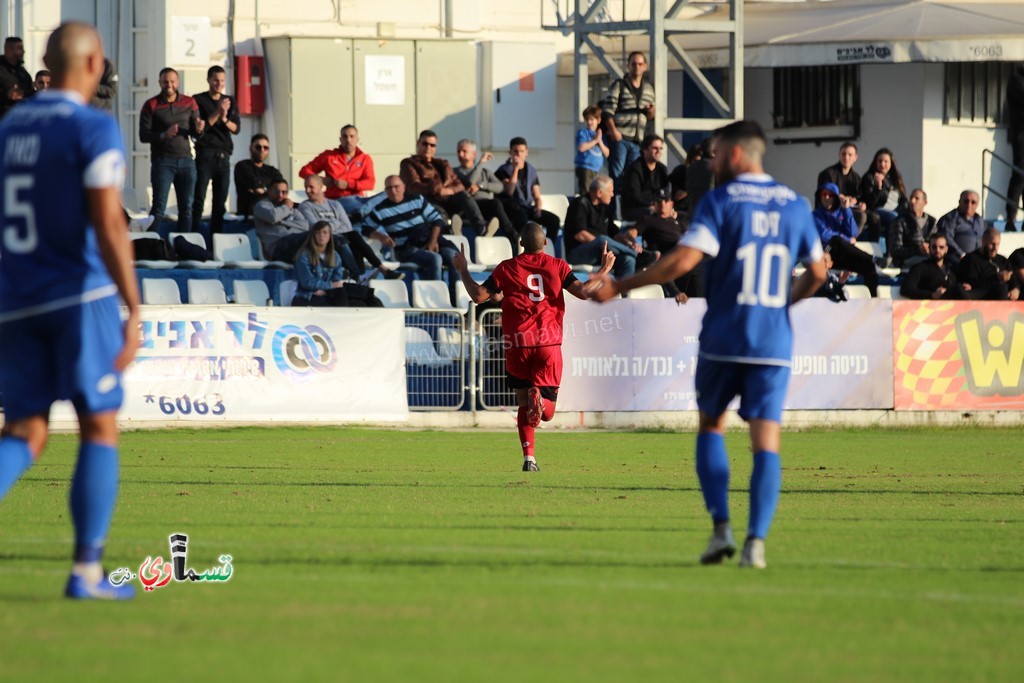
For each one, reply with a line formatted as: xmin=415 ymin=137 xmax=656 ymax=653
xmin=694 ymin=356 xmax=791 ymax=423
xmin=0 ymin=295 xmax=125 ymax=421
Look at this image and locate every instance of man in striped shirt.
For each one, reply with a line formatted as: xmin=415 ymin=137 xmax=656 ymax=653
xmin=602 ymin=51 xmax=656 ymax=184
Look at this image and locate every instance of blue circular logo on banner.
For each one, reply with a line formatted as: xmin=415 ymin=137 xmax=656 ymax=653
xmin=271 ymin=324 xmax=337 ymax=379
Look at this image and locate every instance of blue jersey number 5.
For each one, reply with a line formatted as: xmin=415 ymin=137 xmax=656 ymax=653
xmin=3 ymin=174 xmax=38 ymax=254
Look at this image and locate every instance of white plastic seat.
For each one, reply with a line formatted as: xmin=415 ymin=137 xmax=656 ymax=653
xmin=844 ymin=284 xmax=872 ymax=299
xmin=412 ymin=280 xmax=453 ymax=310
xmin=366 ymin=235 xmax=404 ymax=270
xmin=475 ymin=236 xmax=514 ymax=268
xmin=280 ymin=279 xmax=298 ymax=306
xmin=540 ymin=194 xmax=570 ymax=225
xmin=169 ymin=232 xmax=224 ymax=269
xmin=404 ymin=327 xmax=448 ymax=367
xmin=628 ymin=284 xmax=665 ymax=299
xmin=370 ymin=279 xmax=411 ymax=308
xmin=854 ymin=241 xmax=884 ymax=260
xmin=187 ymin=279 xmax=228 ymax=305
xmin=130 ymin=232 xmax=177 ymax=269
xmin=213 ymin=233 xmax=265 ymax=269
xmin=446 ymin=234 xmax=485 ymax=272
xmin=999 ymin=231 xmax=1024 ymax=257
xmin=141 ymin=278 xmax=182 ymax=305
xmin=454 ymin=280 xmax=472 ymax=314
xmin=233 ymin=279 xmax=272 ymax=305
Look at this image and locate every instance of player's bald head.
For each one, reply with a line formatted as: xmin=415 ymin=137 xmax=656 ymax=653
xmin=520 ymin=222 xmax=546 ymax=253
xmin=44 ymin=22 xmax=102 ymax=77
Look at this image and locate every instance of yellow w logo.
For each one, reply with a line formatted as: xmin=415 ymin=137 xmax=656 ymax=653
xmin=955 ymin=311 xmax=1024 ymax=395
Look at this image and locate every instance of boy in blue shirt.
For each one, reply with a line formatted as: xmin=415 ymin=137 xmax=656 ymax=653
xmin=0 ymin=23 xmax=141 ymax=599
xmin=588 ymin=120 xmax=827 ymax=568
xmin=574 ymin=105 xmax=609 ymax=196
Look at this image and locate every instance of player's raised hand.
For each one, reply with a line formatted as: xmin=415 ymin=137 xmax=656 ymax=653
xmin=452 ymin=245 xmax=469 ymax=273
xmin=598 ymin=241 xmax=616 ymax=275
xmin=675 ymin=292 xmax=689 ymax=305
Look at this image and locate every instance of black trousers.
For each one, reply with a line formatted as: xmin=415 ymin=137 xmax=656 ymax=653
xmin=193 ymin=148 xmax=231 ymax=233
xmin=501 ymin=197 xmax=561 ymax=239
xmin=827 ymin=236 xmax=878 ymax=297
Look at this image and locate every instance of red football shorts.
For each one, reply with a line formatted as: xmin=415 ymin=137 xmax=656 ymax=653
xmin=505 ymin=345 xmax=563 ymax=389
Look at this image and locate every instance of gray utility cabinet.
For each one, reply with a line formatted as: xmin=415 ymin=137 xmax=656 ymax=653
xmin=264 ymin=37 xmax=477 ymax=193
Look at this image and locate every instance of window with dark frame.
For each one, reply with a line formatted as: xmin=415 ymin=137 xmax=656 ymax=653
xmin=944 ymin=62 xmax=1013 ymax=126
xmin=771 ymin=65 xmax=860 ymax=130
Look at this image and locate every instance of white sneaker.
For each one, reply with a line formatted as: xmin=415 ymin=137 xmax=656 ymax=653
xmin=450 ymin=214 xmax=463 ymax=236
xmin=484 ymin=217 xmax=500 ymax=237
xmin=128 ymin=215 xmax=156 ymax=232
xmin=699 ymin=526 xmax=737 ymax=565
xmin=739 ymin=537 xmax=767 ymax=569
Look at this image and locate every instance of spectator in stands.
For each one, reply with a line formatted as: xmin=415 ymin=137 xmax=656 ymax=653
xmin=685 ymin=137 xmax=715 ymax=216
xmin=816 ymin=141 xmax=866 ymax=233
xmin=668 ymin=142 xmax=703 ymax=215
xmin=1012 ymin=247 xmax=1024 ymax=287
xmin=900 ymin=233 xmax=969 ymax=300
xmin=33 ymin=69 xmax=50 ymax=91
xmin=858 ymin=147 xmax=908 ymax=244
xmin=139 ymin=67 xmax=204 ymax=232
xmin=563 ymin=175 xmax=637 ymax=278
xmin=627 ymin=189 xmax=703 ymax=298
xmin=958 ymin=227 xmax=1021 ymax=300
xmin=360 ymin=175 xmax=459 ymax=286
xmin=496 ymin=136 xmax=561 ymax=239
xmin=813 ymin=182 xmax=878 ymax=297
xmin=298 ymin=175 xmax=401 ymax=280
xmin=192 ymin=65 xmax=239 ymax=234
xmin=299 ymin=124 xmax=375 ymax=215
xmin=90 ymin=58 xmax=117 ymax=111
xmin=601 ymin=51 xmax=655 ymax=183
xmin=814 ymin=251 xmax=851 ymax=303
xmin=620 ymin=134 xmax=670 ymax=221
xmin=574 ymin=105 xmax=609 ymax=195
xmin=937 ymin=189 xmax=984 ymax=266
xmin=400 ymin=129 xmax=486 ymax=238
xmin=234 ymin=134 xmax=283 ymax=218
xmin=0 ymin=36 xmax=34 ymax=117
xmin=891 ymin=188 xmax=937 ymax=268
xmin=1004 ymin=64 xmax=1024 ymax=231
xmin=254 ymin=179 xmax=309 ymax=262
xmin=453 ymin=139 xmax=508 ymax=240
xmin=292 ymin=221 xmax=347 ymax=306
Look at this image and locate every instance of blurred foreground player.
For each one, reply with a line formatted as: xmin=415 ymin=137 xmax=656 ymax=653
xmin=0 ymin=23 xmax=141 ymax=598
xmin=453 ymin=223 xmax=614 ymax=472
xmin=588 ymin=121 xmax=826 ymax=568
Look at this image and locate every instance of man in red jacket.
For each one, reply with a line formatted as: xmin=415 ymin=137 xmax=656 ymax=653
xmin=299 ymin=124 xmax=375 ymax=216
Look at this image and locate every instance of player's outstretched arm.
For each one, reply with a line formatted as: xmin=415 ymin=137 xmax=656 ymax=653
xmin=569 ymin=245 xmax=617 ymax=300
xmin=587 ymin=245 xmax=703 ymax=302
xmin=791 ymin=258 xmax=828 ymax=304
xmin=89 ymin=186 xmax=141 ymax=371
xmin=452 ymin=248 xmax=491 ymax=303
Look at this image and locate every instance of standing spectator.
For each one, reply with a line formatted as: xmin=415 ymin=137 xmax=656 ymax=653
xmin=601 ymin=51 xmax=655 ymax=183
xmin=813 ymin=183 xmax=878 ymax=297
xmin=890 ymin=188 xmax=937 ymax=268
xmin=191 ymin=65 xmax=239 ymax=233
xmin=668 ymin=142 xmax=703 ymax=215
xmin=858 ymin=147 xmax=908 ymax=244
xmin=453 ymin=139 xmax=510 ymax=240
xmin=451 ymin=223 xmax=615 ymax=472
xmin=958 ymin=228 xmax=1021 ymax=300
xmin=234 ymin=134 xmax=283 ymax=218
xmin=138 ymin=67 xmax=204 ymax=232
xmin=685 ymin=137 xmax=715 ymax=216
xmin=496 ymin=136 xmax=561 ymax=239
xmin=33 ymin=70 xmax=50 ymax=91
xmin=90 ymin=58 xmax=117 ymax=111
xmin=816 ymin=141 xmax=866 ymax=233
xmin=1004 ymin=64 xmax=1024 ymax=231
xmin=620 ymin=134 xmax=670 ymax=221
xmin=253 ymin=179 xmax=309 ymax=262
xmin=563 ymin=175 xmax=637 ymax=278
xmin=400 ymin=129 xmax=486 ymax=237
xmin=574 ymin=105 xmax=608 ymax=195
xmin=937 ymin=190 xmax=984 ymax=266
xmin=0 ymin=37 xmax=34 ymax=117
xmin=299 ymin=124 xmax=375 ymax=215
xmin=900 ymin=234 xmax=969 ymax=300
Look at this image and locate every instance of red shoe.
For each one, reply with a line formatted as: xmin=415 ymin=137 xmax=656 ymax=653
xmin=526 ymin=387 xmax=543 ymax=427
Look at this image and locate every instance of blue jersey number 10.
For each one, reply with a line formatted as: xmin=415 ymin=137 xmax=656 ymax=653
xmin=736 ymin=237 xmax=790 ymax=309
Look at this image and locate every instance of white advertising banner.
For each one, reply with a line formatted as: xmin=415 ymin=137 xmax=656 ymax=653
xmin=121 ymin=307 xmax=408 ymax=422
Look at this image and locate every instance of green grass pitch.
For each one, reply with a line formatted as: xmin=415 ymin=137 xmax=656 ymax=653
xmin=0 ymin=426 xmax=1022 ymax=682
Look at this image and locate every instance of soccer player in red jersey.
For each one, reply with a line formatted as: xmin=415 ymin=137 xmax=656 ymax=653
xmin=453 ymin=223 xmax=614 ymax=471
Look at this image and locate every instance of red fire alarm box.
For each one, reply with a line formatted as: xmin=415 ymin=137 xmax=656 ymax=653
xmin=234 ymin=55 xmax=266 ymax=115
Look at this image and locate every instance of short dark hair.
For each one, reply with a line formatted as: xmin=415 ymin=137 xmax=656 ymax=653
xmin=582 ymin=105 xmax=602 ymax=120
xmin=206 ymin=65 xmax=225 ymax=79
xmin=341 ymin=124 xmax=357 ymax=135
xmin=250 ymin=133 xmax=269 ymax=144
xmin=627 ymin=51 xmax=647 ymax=65
xmin=34 ymin=69 xmax=50 ymax=80
xmin=509 ymin=136 xmax=528 ymax=149
xmin=911 ymin=187 xmax=927 ymax=200
xmin=839 ymin=141 xmax=858 ymax=153
xmin=418 ymin=129 xmax=437 ymax=141
xmin=641 ymin=134 xmax=663 ymax=151
xmin=4 ymin=37 xmax=22 ymax=47
xmin=158 ymin=67 xmax=178 ymax=79
xmin=714 ymin=120 xmax=766 ymax=146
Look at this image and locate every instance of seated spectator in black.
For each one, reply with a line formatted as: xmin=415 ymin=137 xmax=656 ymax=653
xmin=858 ymin=147 xmax=909 ymax=244
xmin=33 ymin=69 xmax=50 ymax=91
xmin=937 ymin=190 xmax=984 ymax=266
xmin=359 ymin=175 xmax=458 ymax=286
xmin=563 ymin=175 xmax=637 ymax=278
xmin=454 ymin=138 xmax=513 ymax=241
xmin=626 ymin=189 xmax=703 ymax=298
xmin=254 ymin=179 xmax=309 ymax=262
xmin=813 ymin=182 xmax=878 ymax=297
xmin=400 ymin=129 xmax=486 ymax=238
xmin=297 ymin=175 xmax=402 ymax=280
xmin=496 ymin=136 xmax=562 ymax=239
xmin=958 ymin=227 xmax=1021 ymax=300
xmin=685 ymin=137 xmax=715 ymax=216
xmin=292 ymin=221 xmax=348 ymax=307
xmin=814 ymin=251 xmax=850 ymax=302
xmin=891 ymin=188 xmax=937 ymax=268
xmin=620 ymin=134 xmax=670 ymax=221
xmin=816 ymin=141 xmax=867 ymax=233
xmin=900 ymin=234 xmax=969 ymax=300
xmin=667 ymin=142 xmax=702 ymax=215
xmin=1011 ymin=247 xmax=1024 ymax=288
xmin=234 ymin=134 xmax=283 ymax=218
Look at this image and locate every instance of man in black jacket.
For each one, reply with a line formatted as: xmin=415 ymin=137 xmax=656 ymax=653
xmin=958 ymin=228 xmax=1021 ymax=300
xmin=816 ymin=141 xmax=867 ymax=233
xmin=0 ymin=37 xmax=34 ymax=118
xmin=620 ymin=134 xmax=669 ymax=221
xmin=192 ymin=66 xmax=239 ymax=233
xmin=900 ymin=234 xmax=969 ymax=300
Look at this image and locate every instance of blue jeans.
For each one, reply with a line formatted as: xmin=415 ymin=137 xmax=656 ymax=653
xmin=151 ymin=156 xmax=197 ymax=232
xmin=338 ymin=195 xmax=368 ymax=216
xmin=397 ymin=240 xmax=458 ymax=282
xmin=193 ymin=149 xmax=231 ymax=233
xmin=567 ymin=235 xmax=636 ymax=278
xmin=608 ymin=139 xmax=641 ymax=183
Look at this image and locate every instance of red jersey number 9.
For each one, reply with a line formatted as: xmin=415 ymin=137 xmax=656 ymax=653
xmin=527 ymin=274 xmax=545 ymax=302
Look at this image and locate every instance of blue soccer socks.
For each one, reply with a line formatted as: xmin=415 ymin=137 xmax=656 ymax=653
xmin=695 ymin=432 xmax=731 ymax=523
xmin=748 ymin=450 xmax=782 ymax=540
xmin=69 ymin=442 xmax=119 ymax=563
xmin=0 ymin=437 xmax=33 ymax=501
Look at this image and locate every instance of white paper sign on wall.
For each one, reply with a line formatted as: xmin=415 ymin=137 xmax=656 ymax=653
xmin=365 ymin=55 xmax=405 ymax=106
xmin=171 ymin=16 xmax=211 ymax=66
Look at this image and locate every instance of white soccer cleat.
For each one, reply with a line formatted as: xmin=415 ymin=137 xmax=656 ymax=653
xmin=739 ymin=537 xmax=767 ymax=569
xmin=699 ymin=526 xmax=737 ymax=565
